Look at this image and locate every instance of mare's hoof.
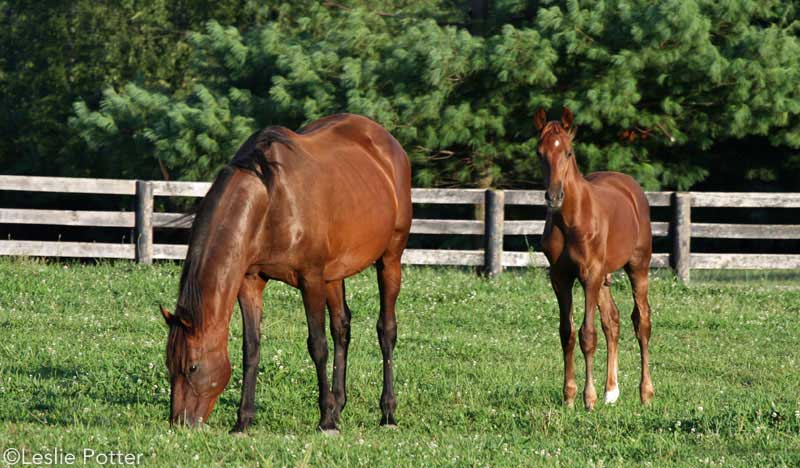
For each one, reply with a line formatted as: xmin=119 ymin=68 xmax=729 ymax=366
xmin=380 ymin=415 xmax=397 ymax=427
xmin=319 ymin=427 xmax=340 ymax=437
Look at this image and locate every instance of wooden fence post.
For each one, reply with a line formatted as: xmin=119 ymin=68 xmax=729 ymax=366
xmin=483 ymin=189 xmax=505 ymax=277
xmin=135 ymin=180 xmax=154 ymax=264
xmin=670 ymin=192 xmax=691 ymax=283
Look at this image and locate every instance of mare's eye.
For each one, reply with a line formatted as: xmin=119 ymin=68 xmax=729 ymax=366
xmin=189 ymin=364 xmax=199 ymax=374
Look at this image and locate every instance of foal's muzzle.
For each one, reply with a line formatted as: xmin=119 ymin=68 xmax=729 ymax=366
xmin=546 ymin=187 xmax=565 ymax=210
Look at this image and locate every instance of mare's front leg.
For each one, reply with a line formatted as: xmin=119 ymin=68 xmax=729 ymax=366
xmin=551 ymin=270 xmax=577 ymax=407
xmin=326 ymin=280 xmax=351 ymax=424
xmin=232 ymin=273 xmax=267 ymax=433
xmin=301 ymin=274 xmax=338 ymax=434
xmin=579 ymin=269 xmax=604 ymax=410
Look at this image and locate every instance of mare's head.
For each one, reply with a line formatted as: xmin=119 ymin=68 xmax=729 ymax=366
xmin=161 ymin=304 xmax=231 ymax=427
xmin=159 ymin=167 xmax=242 ymax=427
xmin=534 ymin=107 xmax=578 ymax=211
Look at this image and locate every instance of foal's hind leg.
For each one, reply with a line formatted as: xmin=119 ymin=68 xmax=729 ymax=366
xmin=598 ymin=279 xmax=621 ymax=404
xmin=625 ymin=261 xmax=655 ymax=404
xmin=326 ymin=280 xmax=351 ymax=423
xmin=376 ymin=253 xmax=402 ymax=427
xmin=579 ymin=271 xmax=604 ymax=410
xmin=551 ymin=270 xmax=577 ymax=407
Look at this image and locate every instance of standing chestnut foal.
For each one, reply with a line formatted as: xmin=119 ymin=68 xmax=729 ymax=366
xmin=535 ymin=107 xmax=654 ymax=410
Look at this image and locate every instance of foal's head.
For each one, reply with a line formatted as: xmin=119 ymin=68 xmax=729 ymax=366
xmin=534 ymin=107 xmax=578 ymax=211
xmin=161 ymin=305 xmax=231 ymax=427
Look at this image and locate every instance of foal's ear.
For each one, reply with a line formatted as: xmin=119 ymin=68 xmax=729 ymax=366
xmin=561 ymin=107 xmax=577 ymax=139
xmin=561 ymin=107 xmax=574 ymax=130
xmin=534 ymin=108 xmax=547 ymax=132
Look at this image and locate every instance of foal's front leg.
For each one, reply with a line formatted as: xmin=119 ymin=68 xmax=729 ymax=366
xmin=232 ymin=274 xmax=267 ymax=433
xmin=301 ymin=275 xmax=338 ymax=434
xmin=579 ymin=272 xmax=603 ymax=410
xmin=551 ymin=271 xmax=577 ymax=407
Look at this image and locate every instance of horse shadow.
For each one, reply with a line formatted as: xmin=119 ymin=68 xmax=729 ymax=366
xmin=1 ymin=363 xmax=168 ymax=426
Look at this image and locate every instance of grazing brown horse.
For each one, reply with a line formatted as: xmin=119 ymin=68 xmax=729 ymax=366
xmin=160 ymin=114 xmax=412 ymax=434
xmin=534 ymin=107 xmax=654 ymax=410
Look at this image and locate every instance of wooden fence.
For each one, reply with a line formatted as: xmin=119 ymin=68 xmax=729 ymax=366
xmin=1 ymin=175 xmax=799 ymax=282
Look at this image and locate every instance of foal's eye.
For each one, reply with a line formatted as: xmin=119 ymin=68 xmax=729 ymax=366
xmin=188 ymin=364 xmax=199 ymax=374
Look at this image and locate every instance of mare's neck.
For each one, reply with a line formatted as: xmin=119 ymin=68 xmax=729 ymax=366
xmin=184 ymin=170 xmax=269 ymax=339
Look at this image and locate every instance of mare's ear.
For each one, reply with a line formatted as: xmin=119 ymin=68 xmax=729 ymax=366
xmin=160 ymin=305 xmax=175 ymax=326
xmin=534 ymin=108 xmax=547 ymax=132
xmin=160 ymin=305 xmax=192 ymax=329
xmin=561 ymin=106 xmax=574 ymax=130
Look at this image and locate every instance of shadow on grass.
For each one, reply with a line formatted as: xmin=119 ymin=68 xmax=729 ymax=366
xmin=2 ymin=363 xmax=167 ymax=426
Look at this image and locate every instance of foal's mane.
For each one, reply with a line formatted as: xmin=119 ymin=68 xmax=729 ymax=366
xmin=168 ymin=126 xmax=294 ymax=353
xmin=540 ymin=121 xmax=570 ymax=141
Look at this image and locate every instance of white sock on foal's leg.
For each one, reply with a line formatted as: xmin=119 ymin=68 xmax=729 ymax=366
xmin=604 ymin=368 xmax=619 ymax=404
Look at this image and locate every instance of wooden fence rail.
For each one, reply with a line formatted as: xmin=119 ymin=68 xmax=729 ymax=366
xmin=1 ymin=175 xmax=799 ymax=282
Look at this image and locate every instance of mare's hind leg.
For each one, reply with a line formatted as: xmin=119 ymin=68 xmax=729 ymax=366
xmin=625 ymin=259 xmax=655 ymax=404
xmin=598 ymin=278 xmax=621 ymax=404
xmin=326 ymin=280 xmax=351 ymax=423
xmin=376 ymin=252 xmax=402 ymax=426
xmin=551 ymin=270 xmax=577 ymax=407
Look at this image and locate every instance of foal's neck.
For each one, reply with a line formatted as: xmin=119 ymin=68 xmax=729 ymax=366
xmin=552 ymin=159 xmax=592 ymax=231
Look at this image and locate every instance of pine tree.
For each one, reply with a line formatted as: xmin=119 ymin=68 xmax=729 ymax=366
xmin=67 ymin=1 xmax=800 ymax=190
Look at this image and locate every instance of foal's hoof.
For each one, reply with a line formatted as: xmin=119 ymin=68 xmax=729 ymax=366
xmin=584 ymin=393 xmax=598 ymax=411
xmin=640 ymin=384 xmax=655 ymax=406
xmin=604 ymin=387 xmax=620 ymax=405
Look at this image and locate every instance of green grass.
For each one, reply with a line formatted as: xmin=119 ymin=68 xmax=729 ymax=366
xmin=0 ymin=258 xmax=798 ymax=466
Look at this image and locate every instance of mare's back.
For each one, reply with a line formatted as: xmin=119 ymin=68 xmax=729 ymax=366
xmin=263 ymin=114 xmax=410 ymax=278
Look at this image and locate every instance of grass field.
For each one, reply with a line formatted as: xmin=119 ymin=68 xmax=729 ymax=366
xmin=0 ymin=258 xmax=798 ymax=466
